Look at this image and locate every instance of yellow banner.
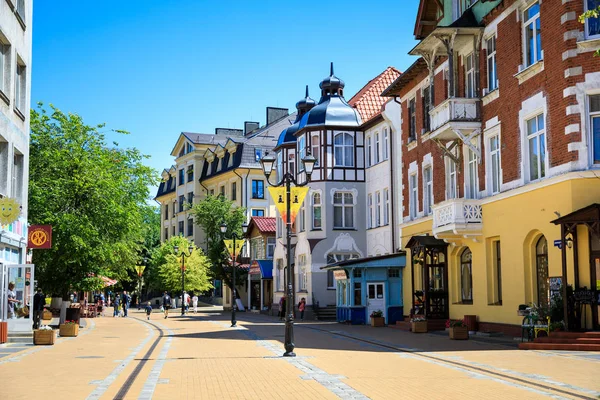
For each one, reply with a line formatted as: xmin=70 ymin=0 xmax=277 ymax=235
xmin=289 ymin=187 xmax=309 ymax=225
xmin=267 ymin=186 xmax=309 ymax=225
xmin=223 ymin=239 xmax=244 ymax=259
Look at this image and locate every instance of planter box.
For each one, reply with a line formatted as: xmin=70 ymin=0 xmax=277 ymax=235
xmin=411 ymin=321 xmax=428 ymax=333
xmin=34 ymin=329 xmax=55 ymax=345
xmin=449 ymin=326 xmax=469 ymax=340
xmin=42 ymin=309 xmax=53 ymax=320
xmin=370 ymin=317 xmax=385 ymax=327
xmin=59 ymin=324 xmax=79 ymax=337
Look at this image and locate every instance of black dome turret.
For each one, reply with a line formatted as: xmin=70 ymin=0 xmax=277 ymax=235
xmin=295 ymin=85 xmax=316 ymax=116
xmin=319 ymin=62 xmax=345 ymax=98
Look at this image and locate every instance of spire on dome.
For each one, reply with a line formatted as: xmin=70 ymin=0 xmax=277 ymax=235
xmin=319 ymin=62 xmax=345 ymax=98
xmin=295 ymin=85 xmax=316 ymax=117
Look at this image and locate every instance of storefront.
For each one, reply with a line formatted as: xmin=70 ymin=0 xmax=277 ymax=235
xmin=323 ymin=253 xmax=406 ymax=325
xmin=248 ymin=260 xmax=273 ymax=312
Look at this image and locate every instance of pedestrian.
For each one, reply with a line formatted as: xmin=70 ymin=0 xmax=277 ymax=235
xmin=122 ymin=291 xmax=131 ymax=317
xmin=99 ymin=292 xmax=106 ymax=317
xmin=298 ymin=297 xmax=306 ymax=322
xmin=183 ymin=291 xmax=190 ymax=313
xmin=279 ymin=296 xmax=286 ymax=321
xmin=113 ymin=293 xmax=120 ymax=317
xmin=145 ymin=301 xmax=153 ymax=320
xmin=192 ymin=294 xmax=198 ymax=313
xmin=162 ymin=291 xmax=172 ymax=319
xmin=32 ymin=288 xmax=46 ymax=329
xmin=7 ymin=282 xmax=20 ymax=319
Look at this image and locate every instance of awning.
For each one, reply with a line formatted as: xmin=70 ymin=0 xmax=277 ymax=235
xmin=249 ymin=260 xmax=273 ymax=279
xmin=100 ymin=275 xmax=117 ymax=287
xmin=320 ymin=253 xmax=406 ymax=271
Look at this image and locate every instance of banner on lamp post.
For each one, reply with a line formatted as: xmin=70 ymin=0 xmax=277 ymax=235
xmin=223 ymin=239 xmax=244 ymax=259
xmin=267 ymin=186 xmax=309 ymax=225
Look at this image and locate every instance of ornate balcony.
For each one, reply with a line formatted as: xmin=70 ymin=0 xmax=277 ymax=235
xmin=432 ymin=198 xmax=482 ymax=238
xmin=428 ymin=98 xmax=481 ymax=142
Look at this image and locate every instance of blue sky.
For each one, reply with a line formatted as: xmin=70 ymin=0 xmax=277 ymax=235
xmin=32 ymin=0 xmax=420 ymax=176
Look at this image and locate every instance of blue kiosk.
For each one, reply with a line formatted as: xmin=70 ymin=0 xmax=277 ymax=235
xmin=322 ymin=253 xmax=406 ymax=325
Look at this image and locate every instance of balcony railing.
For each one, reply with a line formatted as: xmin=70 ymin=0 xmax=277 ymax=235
xmin=429 ymin=98 xmax=480 ymax=133
xmin=432 ymin=198 xmax=482 ymax=235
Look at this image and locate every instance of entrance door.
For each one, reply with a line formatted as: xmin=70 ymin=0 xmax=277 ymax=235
xmin=367 ymin=282 xmax=385 ymax=323
xmin=1 ymin=264 xmax=35 ymax=332
xmin=593 ymin=254 xmax=600 ymax=330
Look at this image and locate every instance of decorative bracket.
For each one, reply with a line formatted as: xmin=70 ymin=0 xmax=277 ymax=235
xmin=432 ymin=138 xmax=460 ymax=164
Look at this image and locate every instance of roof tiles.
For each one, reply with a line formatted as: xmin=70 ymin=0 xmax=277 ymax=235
xmin=348 ymin=67 xmax=402 ymax=124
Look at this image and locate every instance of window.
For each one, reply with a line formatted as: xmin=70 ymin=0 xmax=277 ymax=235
xmin=327 ymin=270 xmax=334 ymax=288
xmin=374 ymin=132 xmax=380 ymax=164
xmin=383 ymin=189 xmax=390 ymax=225
xmin=460 ymin=248 xmax=473 ymax=304
xmin=172 ymin=226 xmax=175 ymax=236
xmin=178 ymin=221 xmax=184 ymax=236
xmin=312 ymin=193 xmax=322 ymax=229
xmin=334 ymin=132 xmax=354 ymax=167
xmin=353 ymin=269 xmax=362 ymax=278
xmin=252 ymin=180 xmax=264 ymax=199
xmin=585 ymin=0 xmax=600 ymax=38
xmin=383 ymin=128 xmax=389 ymax=160
xmin=423 ymin=166 xmax=433 ymax=215
xmin=255 ymin=148 xmax=262 ymax=162
xmin=164 ymin=228 xmax=168 ymax=241
xmin=526 ymin=113 xmax=546 ymax=181
xmin=535 ymin=236 xmax=549 ymax=310
xmin=446 ymin=157 xmax=457 ymax=199
xmin=489 ymin=135 xmax=501 ymax=193
xmin=299 ymin=255 xmax=307 ymax=291
xmin=409 ymin=98 xmax=416 ymax=141
xmin=366 ymin=136 xmax=372 ymax=167
xmin=354 ymin=282 xmax=362 ymax=306
xmin=486 ymin=36 xmax=497 ymax=92
xmin=276 ymin=259 xmax=284 ymax=291
xmin=311 ymin=135 xmax=320 ymax=166
xmin=187 ymin=192 xmax=193 ymax=206
xmin=14 ymin=62 xmax=25 ymax=113
xmin=172 ymin=201 xmax=177 ymax=215
xmin=12 ymin=152 xmax=23 ymax=202
xmin=277 ymin=216 xmax=282 ymax=238
xmin=333 ymin=192 xmax=354 ymax=228
xmin=187 ymin=165 xmax=194 ymax=182
xmin=409 ymin=174 xmax=418 ymax=219
xmin=179 ymin=195 xmax=185 ymax=212
xmin=276 ymin=152 xmax=283 ymax=179
xmin=298 ymin=136 xmax=306 ymax=171
xmin=375 ymin=191 xmax=381 ymax=227
xmin=590 ymin=94 xmax=600 ymax=164
xmin=209 ymin=189 xmax=215 ymax=196
xmin=465 ymin=53 xmax=475 ymax=98
xmin=495 ymin=241 xmax=502 ymax=304
xmin=231 ymin=182 xmax=237 ymax=201
xmin=267 ymin=237 xmax=276 ymax=259
xmin=16 ymin=0 xmax=25 ymax=26
xmin=299 ymin=203 xmax=305 ymax=232
xmin=524 ymin=2 xmax=542 ymax=67
xmin=368 ymin=194 xmax=373 ymax=228
xmin=388 ymin=268 xmax=400 ymax=278
xmin=220 ymin=185 xmax=225 ymax=197
xmin=251 ymin=209 xmax=265 ymax=217
xmin=164 ymin=205 xmax=169 ymax=220
xmin=187 ymin=218 xmax=194 ymax=237
xmin=466 ymin=147 xmax=478 ymax=199
xmin=422 ymin=86 xmax=432 ymax=133
xmin=178 ymin=169 xmax=185 ymax=186
xmin=0 ymin=41 xmax=10 ymax=96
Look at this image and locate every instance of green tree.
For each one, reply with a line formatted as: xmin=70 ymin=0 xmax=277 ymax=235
xmin=28 ymin=103 xmax=158 ymax=297
xmin=579 ymin=6 xmax=600 ymax=56
xmin=190 ymin=195 xmax=246 ymax=288
xmin=152 ymin=236 xmax=212 ymax=294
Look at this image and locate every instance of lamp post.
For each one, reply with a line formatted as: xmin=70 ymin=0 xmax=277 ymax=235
xmin=259 ymin=150 xmax=316 ymax=357
xmin=135 ymin=258 xmax=147 ymax=310
xmin=220 ymin=222 xmax=249 ymax=328
xmin=174 ymin=244 xmax=194 ymax=316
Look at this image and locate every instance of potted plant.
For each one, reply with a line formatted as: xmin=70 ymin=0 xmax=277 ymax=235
xmin=446 ymin=319 xmax=469 ymax=340
xmin=34 ymin=325 xmax=55 ymax=345
xmin=411 ymin=317 xmax=428 ymax=333
xmin=59 ymin=320 xmax=79 ymax=337
xmin=370 ymin=310 xmax=385 ymax=327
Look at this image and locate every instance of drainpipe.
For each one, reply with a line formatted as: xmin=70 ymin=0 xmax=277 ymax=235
xmin=391 ymin=96 xmax=402 ymax=253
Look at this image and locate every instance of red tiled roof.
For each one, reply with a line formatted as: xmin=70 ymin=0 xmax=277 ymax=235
xmin=348 ymin=67 xmax=402 ymax=124
xmin=250 ymin=217 xmax=276 ymax=234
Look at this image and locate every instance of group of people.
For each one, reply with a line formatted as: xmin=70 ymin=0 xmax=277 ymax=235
xmin=278 ymin=297 xmax=306 ymax=321
xmin=112 ymin=291 xmax=132 ymax=317
xmin=145 ymin=291 xmax=199 ymax=320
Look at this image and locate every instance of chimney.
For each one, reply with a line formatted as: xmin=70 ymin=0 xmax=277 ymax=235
xmin=266 ymin=107 xmax=289 ymax=125
xmin=215 ymin=128 xmax=243 ymax=137
xmin=244 ymin=121 xmax=260 ymax=136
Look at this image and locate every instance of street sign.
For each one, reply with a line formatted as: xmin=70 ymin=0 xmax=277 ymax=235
xmin=553 ymin=239 xmax=562 ymax=249
xmin=28 ymin=225 xmax=52 ymax=249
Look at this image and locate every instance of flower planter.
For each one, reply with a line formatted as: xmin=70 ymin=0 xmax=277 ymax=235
xmin=42 ymin=309 xmax=53 ymax=320
xmin=449 ymin=326 xmax=469 ymax=340
xmin=411 ymin=321 xmax=428 ymax=333
xmin=370 ymin=317 xmax=385 ymax=327
xmin=34 ymin=329 xmax=56 ymax=345
xmin=59 ymin=324 xmax=79 ymax=337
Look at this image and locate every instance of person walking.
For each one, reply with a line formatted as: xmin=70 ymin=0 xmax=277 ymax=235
xmin=113 ymin=293 xmax=120 ymax=317
xmin=298 ymin=298 xmax=306 ymax=322
xmin=279 ymin=296 xmax=286 ymax=321
xmin=32 ymin=288 xmax=45 ymax=329
xmin=162 ymin=291 xmax=172 ymax=319
xmin=192 ymin=294 xmax=198 ymax=313
xmin=122 ymin=291 xmax=131 ymax=317
xmin=183 ymin=291 xmax=190 ymax=314
xmin=144 ymin=302 xmax=153 ymax=320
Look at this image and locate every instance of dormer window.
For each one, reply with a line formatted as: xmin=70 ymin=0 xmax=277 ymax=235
xmin=255 ymin=148 xmax=262 ymax=162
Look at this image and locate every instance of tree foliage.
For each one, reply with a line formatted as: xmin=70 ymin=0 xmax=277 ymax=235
xmin=28 ymin=103 xmax=158 ymax=296
xmin=579 ymin=6 xmax=600 ymax=56
xmin=190 ymin=195 xmax=246 ymax=287
xmin=152 ymin=236 xmax=212 ymax=294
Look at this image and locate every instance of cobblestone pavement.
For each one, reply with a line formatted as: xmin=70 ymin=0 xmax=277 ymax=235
xmin=0 ymin=308 xmax=597 ymax=400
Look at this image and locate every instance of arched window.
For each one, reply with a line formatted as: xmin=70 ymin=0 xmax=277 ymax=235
xmin=536 ymin=236 xmax=549 ymax=310
xmin=461 ymin=248 xmax=473 ymax=303
xmin=375 ymin=132 xmax=380 ymax=163
xmin=312 ymin=193 xmax=322 ymax=229
xmin=366 ymin=136 xmax=372 ymax=167
xmin=298 ymin=136 xmax=306 ymax=172
xmin=334 ymin=132 xmax=354 ymax=167
xmin=383 ymin=127 xmax=389 ymax=160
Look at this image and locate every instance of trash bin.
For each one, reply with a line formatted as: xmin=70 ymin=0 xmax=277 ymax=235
xmin=66 ymin=307 xmax=81 ymax=323
xmin=464 ymin=315 xmax=478 ymax=332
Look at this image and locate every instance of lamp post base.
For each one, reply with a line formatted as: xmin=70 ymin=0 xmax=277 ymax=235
xmin=283 ymin=351 xmax=296 ymax=357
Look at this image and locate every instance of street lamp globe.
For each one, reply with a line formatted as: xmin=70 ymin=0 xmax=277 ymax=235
xmin=302 ymin=152 xmax=317 ymax=178
xmin=259 ymin=152 xmax=276 ymax=178
xmin=188 ymin=245 xmax=194 ymax=254
xmin=173 ymin=245 xmax=179 ymax=254
xmin=220 ymin=222 xmax=227 ymax=234
xmin=242 ymin=223 xmax=248 ymax=234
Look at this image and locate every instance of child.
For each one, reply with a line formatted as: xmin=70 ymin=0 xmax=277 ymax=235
xmin=145 ymin=302 xmax=153 ymax=320
xmin=298 ymin=298 xmax=306 ymax=321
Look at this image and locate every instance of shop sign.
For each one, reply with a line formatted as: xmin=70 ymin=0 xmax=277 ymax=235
xmin=249 ymin=261 xmax=261 ymax=275
xmin=333 ymin=270 xmax=348 ymax=280
xmin=28 ymin=225 xmax=52 ymax=249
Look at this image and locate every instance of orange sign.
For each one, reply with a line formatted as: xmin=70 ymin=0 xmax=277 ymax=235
xmin=28 ymin=225 xmax=52 ymax=249
xmin=267 ymin=186 xmax=309 ymax=225
xmin=249 ymin=261 xmax=261 ymax=275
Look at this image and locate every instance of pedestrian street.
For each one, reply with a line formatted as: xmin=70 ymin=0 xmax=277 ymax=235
xmin=1 ymin=307 xmax=598 ymax=400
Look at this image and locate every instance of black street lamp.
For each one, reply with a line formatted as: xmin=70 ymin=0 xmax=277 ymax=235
xmin=174 ymin=244 xmax=193 ymax=316
xmin=220 ymin=222 xmax=248 ymax=328
xmin=259 ymin=150 xmax=316 ymax=357
xmin=135 ymin=257 xmax=148 ymax=310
